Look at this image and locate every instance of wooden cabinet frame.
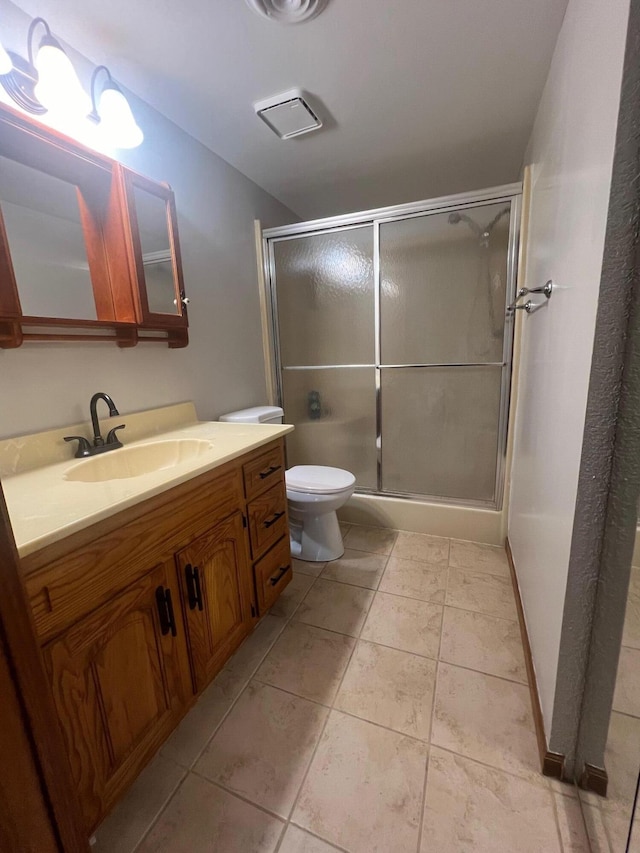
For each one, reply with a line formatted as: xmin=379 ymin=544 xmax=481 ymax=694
xmin=0 ymin=102 xmax=188 ymax=348
xmin=118 ymin=166 xmax=188 ymax=343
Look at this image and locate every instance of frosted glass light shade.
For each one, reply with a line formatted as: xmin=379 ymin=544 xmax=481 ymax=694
xmin=98 ymin=84 xmax=143 ymax=148
xmin=33 ymin=38 xmax=90 ymax=116
xmin=0 ymin=41 xmax=12 ymax=75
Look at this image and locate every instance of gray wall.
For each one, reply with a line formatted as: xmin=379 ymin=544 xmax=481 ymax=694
xmin=507 ymin=0 xmax=630 ymax=734
xmin=552 ymin=0 xmax=640 ymax=777
xmin=0 ymin=0 xmax=296 ymax=439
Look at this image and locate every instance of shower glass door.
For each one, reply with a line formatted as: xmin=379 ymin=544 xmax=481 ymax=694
xmin=266 ymin=187 xmax=519 ymax=508
xmin=272 ymin=226 xmax=378 ymax=489
xmin=379 ymin=201 xmax=512 ymax=503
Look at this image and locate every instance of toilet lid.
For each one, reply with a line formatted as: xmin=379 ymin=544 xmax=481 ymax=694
xmin=286 ymin=465 xmax=356 ymax=494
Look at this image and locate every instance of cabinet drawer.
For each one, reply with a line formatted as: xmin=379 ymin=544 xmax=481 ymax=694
xmin=247 ymin=481 xmax=288 ymax=559
xmin=254 ymin=537 xmax=292 ymax=613
xmin=243 ymin=443 xmax=285 ymax=501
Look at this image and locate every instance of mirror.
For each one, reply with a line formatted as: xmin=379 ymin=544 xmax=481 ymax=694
xmin=133 ymin=185 xmax=180 ymax=316
xmin=0 ymin=156 xmax=97 ymax=321
xmin=0 ymin=104 xmax=188 ymax=348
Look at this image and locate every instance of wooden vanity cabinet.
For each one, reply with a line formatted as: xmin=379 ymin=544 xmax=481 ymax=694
xmin=22 ymin=438 xmax=290 ymax=834
xmin=176 ymin=512 xmax=254 ymax=692
xmin=42 ymin=561 xmax=189 ymax=831
xmin=242 ymin=442 xmax=293 ymax=611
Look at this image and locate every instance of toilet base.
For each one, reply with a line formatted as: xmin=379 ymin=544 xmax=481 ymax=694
xmin=289 ymin=510 xmax=345 ymax=562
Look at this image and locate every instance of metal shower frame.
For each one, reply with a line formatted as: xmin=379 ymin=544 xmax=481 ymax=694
xmin=262 ymin=182 xmax=522 ymax=510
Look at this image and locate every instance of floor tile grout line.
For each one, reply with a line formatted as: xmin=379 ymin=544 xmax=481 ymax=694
xmin=276 ymin=580 xmax=525 ymax=686
xmin=117 ymin=760 xmax=188 ymax=853
xmin=251 ymin=674 xmax=438 ymax=748
xmin=416 ymin=579 xmax=447 ymax=853
xmin=428 ymin=742 xmax=554 ymax=790
xmin=129 ymin=618 xmax=290 ymax=851
xmin=416 ymin=750 xmax=431 ymax=853
xmin=276 ymin=609 xmax=363 ymax=848
xmin=436 ymin=657 xmax=530 ymax=688
xmin=189 ymin=768 xmax=291 ymax=824
xmin=441 ymin=600 xmax=521 ymax=625
xmin=183 ymin=616 xmax=289 ymax=772
xmin=275 ymin=566 xmax=380 ymax=851
xmin=130 ymin=766 xmax=193 ymax=853
xmin=286 ymin=821 xmax=353 ymax=853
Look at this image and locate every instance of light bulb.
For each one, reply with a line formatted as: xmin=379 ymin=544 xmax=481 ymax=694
xmin=33 ymin=36 xmax=90 ymax=117
xmin=97 ymin=83 xmax=143 ymax=148
xmin=0 ymin=41 xmax=12 ymax=75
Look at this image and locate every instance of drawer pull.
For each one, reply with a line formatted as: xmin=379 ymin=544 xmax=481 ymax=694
xmin=185 ymin=564 xmax=203 ymax=612
xmin=259 ymin=464 xmax=281 ymax=480
xmin=263 ymin=510 xmax=285 ymax=529
xmin=155 ymin=586 xmax=177 ymax=637
xmin=269 ymin=565 xmax=290 ymax=586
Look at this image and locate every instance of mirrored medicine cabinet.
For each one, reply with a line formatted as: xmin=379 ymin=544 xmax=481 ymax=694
xmin=0 ymin=101 xmax=188 ymax=348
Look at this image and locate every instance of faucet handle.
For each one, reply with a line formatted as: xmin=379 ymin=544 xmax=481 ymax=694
xmin=64 ymin=436 xmax=92 ymax=458
xmin=105 ymin=425 xmax=126 ymax=447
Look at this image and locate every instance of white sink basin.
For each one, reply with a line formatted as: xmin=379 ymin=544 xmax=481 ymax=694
xmin=64 ymin=439 xmax=215 ymax=482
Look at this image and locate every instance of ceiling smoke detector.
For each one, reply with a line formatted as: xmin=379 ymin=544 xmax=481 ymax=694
xmin=245 ymin=0 xmax=329 ymax=24
xmin=254 ymin=89 xmax=322 ymax=139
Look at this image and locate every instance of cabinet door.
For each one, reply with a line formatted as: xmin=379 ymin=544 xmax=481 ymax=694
xmin=176 ymin=512 xmax=253 ymax=691
xmin=42 ymin=562 xmax=190 ymax=832
xmin=118 ymin=165 xmax=187 ymax=333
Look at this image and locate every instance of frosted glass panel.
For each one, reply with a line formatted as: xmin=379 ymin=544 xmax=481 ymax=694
xmin=282 ymin=367 xmax=377 ymax=490
xmin=274 ymin=228 xmax=374 ymax=366
xmin=381 ymin=367 xmax=502 ymax=501
xmin=380 ymin=202 xmax=510 ymax=364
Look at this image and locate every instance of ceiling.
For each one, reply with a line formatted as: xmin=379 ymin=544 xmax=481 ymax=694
xmin=13 ymin=0 xmax=568 ymax=220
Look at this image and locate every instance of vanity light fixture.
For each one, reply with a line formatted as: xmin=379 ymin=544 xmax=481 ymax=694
xmin=88 ymin=65 xmax=143 ymax=149
xmin=31 ymin=19 xmax=91 ymax=118
xmin=0 ymin=17 xmax=89 ymax=116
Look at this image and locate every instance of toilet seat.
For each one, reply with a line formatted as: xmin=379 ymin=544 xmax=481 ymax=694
xmin=286 ymin=465 xmax=356 ymax=494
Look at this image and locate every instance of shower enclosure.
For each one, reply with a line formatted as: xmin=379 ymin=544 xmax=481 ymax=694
xmin=263 ymin=184 xmax=521 ymax=509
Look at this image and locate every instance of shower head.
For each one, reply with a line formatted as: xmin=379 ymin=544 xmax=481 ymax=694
xmin=448 ymin=212 xmax=461 ymax=225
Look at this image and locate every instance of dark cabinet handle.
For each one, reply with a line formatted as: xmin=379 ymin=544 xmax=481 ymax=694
xmin=269 ymin=565 xmax=290 ymax=586
xmin=185 ymin=563 xmax=203 ymax=611
xmin=263 ymin=510 xmax=285 ymax=529
xmin=259 ymin=464 xmax=281 ymax=480
xmin=155 ymin=586 xmax=177 ymax=636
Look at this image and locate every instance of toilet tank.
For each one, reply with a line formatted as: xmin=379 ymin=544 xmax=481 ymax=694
xmin=218 ymin=405 xmax=284 ymax=425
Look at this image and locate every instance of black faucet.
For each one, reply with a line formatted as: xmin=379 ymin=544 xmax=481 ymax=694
xmin=64 ymin=392 xmax=126 ymax=458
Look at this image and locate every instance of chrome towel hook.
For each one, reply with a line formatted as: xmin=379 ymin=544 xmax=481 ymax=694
xmin=508 ymin=280 xmax=553 ymax=314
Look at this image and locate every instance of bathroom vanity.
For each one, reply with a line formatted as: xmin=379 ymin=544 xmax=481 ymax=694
xmin=0 ymin=404 xmax=293 ymax=833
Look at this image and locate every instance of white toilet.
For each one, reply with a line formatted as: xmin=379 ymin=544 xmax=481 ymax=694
xmin=218 ymin=406 xmax=356 ymax=562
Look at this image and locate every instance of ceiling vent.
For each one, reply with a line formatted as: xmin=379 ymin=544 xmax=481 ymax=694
xmin=254 ymin=89 xmax=322 ymax=139
xmin=245 ymin=0 xmax=329 ymax=24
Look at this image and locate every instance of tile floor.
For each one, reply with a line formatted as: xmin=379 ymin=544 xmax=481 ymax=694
xmin=94 ymin=524 xmax=591 ymax=853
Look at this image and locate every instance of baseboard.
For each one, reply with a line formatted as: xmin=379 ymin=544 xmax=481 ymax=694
xmin=505 ymin=537 xmax=565 ymax=779
xmin=581 ymin=763 xmax=609 ymax=797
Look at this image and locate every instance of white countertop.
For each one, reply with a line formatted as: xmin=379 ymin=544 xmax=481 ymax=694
xmin=0 ymin=403 xmax=293 ymax=558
